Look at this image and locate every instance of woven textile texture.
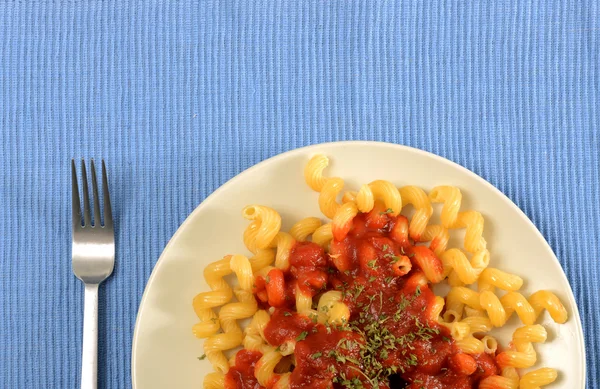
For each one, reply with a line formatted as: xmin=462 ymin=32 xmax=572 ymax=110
xmin=0 ymin=1 xmax=598 ymax=388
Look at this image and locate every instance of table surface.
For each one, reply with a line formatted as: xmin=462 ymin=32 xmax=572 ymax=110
xmin=0 ymin=1 xmax=598 ymax=388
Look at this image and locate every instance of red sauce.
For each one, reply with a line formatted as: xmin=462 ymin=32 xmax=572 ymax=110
xmin=224 ymin=350 xmax=263 ymax=389
xmin=226 ymin=207 xmax=500 ymax=388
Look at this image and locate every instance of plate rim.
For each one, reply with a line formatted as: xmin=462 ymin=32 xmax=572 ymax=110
xmin=131 ymin=140 xmax=586 ymax=387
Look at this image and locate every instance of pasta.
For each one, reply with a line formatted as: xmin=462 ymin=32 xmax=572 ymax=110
xmin=355 ymin=180 xmax=402 ymax=215
xmin=529 ymin=290 xmax=568 ymax=324
xmin=192 ymin=256 xmax=233 ymax=338
xmin=242 ymin=310 xmax=271 ymax=353
xmin=479 ymin=367 xmax=520 ymax=389
xmin=192 ymin=154 xmax=570 ymax=389
xmin=441 ymin=248 xmax=490 ymax=284
xmin=242 ymin=205 xmax=282 ymax=252
xmin=453 ymin=210 xmax=487 ymax=253
xmin=289 ymin=217 xmax=322 ymax=242
xmin=303 ymin=154 xmax=330 ymax=192
xmin=255 ymin=347 xmax=284 ymax=386
xmin=478 ymin=268 xmax=524 ymax=293
xmin=311 ymin=222 xmax=333 ymax=248
xmin=267 ymin=232 xmax=295 ymax=270
xmin=317 ymin=291 xmax=350 ymax=325
xmin=519 ymin=368 xmax=558 ymax=389
xmin=422 ymin=224 xmax=450 ymax=257
xmin=399 ymin=185 xmax=433 ymax=241
xmin=429 ymin=185 xmax=462 ymax=227
xmin=203 ymin=372 xmax=224 ymax=389
xmin=203 ymin=288 xmax=254 ymax=373
xmin=411 ymin=245 xmax=445 ymax=283
xmin=318 ymin=177 xmax=344 ymax=219
xmin=496 ymin=325 xmax=547 ymax=368
xmin=331 ymin=201 xmax=358 ymax=241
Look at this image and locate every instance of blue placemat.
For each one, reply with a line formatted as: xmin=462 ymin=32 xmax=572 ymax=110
xmin=0 ymin=1 xmax=598 ymax=388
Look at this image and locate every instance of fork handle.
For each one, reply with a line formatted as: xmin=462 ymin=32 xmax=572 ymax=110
xmin=81 ymin=284 xmax=99 ymax=389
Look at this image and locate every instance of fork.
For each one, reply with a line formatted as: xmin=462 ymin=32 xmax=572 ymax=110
xmin=71 ymin=160 xmax=115 ymax=389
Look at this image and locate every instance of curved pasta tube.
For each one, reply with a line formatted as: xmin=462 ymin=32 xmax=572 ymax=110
xmin=399 ymin=185 xmax=433 ymax=241
xmin=519 ymin=368 xmax=558 ymax=389
xmin=242 ymin=310 xmax=271 ymax=353
xmin=422 ymin=224 xmax=449 ymax=257
xmin=311 ymin=223 xmax=333 ymax=248
xmin=445 ymin=287 xmax=482 ymax=318
xmin=453 ymin=316 xmax=492 ymax=352
xmin=332 ymin=202 xmax=358 ymax=241
xmin=230 ymin=254 xmax=255 ymax=292
xmin=498 ymin=342 xmax=538 ymax=369
xmin=249 ymin=249 xmax=276 ymax=273
xmin=441 ymin=248 xmax=490 ymax=284
xmin=481 ymin=335 xmax=498 ymax=354
xmin=268 ymin=232 xmax=296 ymax=270
xmin=481 ymin=290 xmax=567 ymax=327
xmin=289 ymin=217 xmax=322 ymax=242
xmin=295 ymin=284 xmax=314 ymax=315
xmin=529 ymin=290 xmax=568 ymax=323
xmin=478 ymin=268 xmax=524 ymax=293
xmin=479 ymin=291 xmax=506 ymax=327
xmin=411 ymin=246 xmax=445 ymax=283
xmin=390 ymin=215 xmax=410 ymax=248
xmin=341 ymin=190 xmax=357 ymax=204
xmin=511 ymin=324 xmax=548 ymax=343
xmin=442 ymin=309 xmax=461 ymax=323
xmin=203 ymin=372 xmax=224 ymax=389
xmin=391 ymin=255 xmax=412 ymax=276
xmin=500 ymin=292 xmax=536 ymax=325
xmin=452 ymin=210 xmax=487 ymax=253
xmin=479 ymin=368 xmax=519 ymax=389
xmin=277 ymin=340 xmax=297 ymax=356
xmin=304 ymin=154 xmax=329 ymax=192
xmin=433 ymin=296 xmax=469 ymax=340
xmin=450 ymin=353 xmax=478 ymax=376
xmin=318 ymin=291 xmax=350 ymax=325
xmin=496 ymin=325 xmax=547 ymax=368
xmin=429 ymin=186 xmax=462 ymax=228
xmin=243 ymin=221 xmax=261 ymax=254
xmin=318 ymin=177 xmax=344 ymax=219
xmin=355 ymin=180 xmax=402 ymax=215
xmin=480 ymin=291 xmax=536 ymax=327
xmin=447 ymin=271 xmax=465 ymax=287
xmin=461 ymin=316 xmax=492 ymax=334
xmin=429 ymin=296 xmax=445 ymax=322
xmin=242 ymin=205 xmax=282 ymax=252
xmin=440 ymin=321 xmax=470 ymax=341
xmin=260 ymin=267 xmax=287 ymax=308
xmin=204 ymin=288 xmax=258 ymax=373
xmin=464 ymin=306 xmax=487 ymax=318
xmin=255 ymin=347 xmax=284 ymax=387
xmin=455 ymin=335 xmax=485 ymax=354
xmin=193 ymin=257 xmax=233 ymax=338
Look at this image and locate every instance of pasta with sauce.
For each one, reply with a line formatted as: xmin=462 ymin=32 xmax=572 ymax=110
xmin=191 ymin=154 xmax=569 ymax=389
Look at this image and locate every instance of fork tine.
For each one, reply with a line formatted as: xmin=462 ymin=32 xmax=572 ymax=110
xmin=102 ymin=160 xmax=113 ymax=228
xmin=71 ymin=160 xmax=82 ymax=228
xmin=90 ymin=160 xmax=102 ymax=227
xmin=81 ymin=160 xmax=91 ymax=226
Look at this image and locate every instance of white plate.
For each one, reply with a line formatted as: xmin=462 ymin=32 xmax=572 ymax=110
xmin=132 ymin=141 xmax=585 ymax=389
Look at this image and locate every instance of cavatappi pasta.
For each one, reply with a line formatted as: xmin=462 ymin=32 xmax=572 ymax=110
xmin=192 ymin=154 xmax=569 ymax=389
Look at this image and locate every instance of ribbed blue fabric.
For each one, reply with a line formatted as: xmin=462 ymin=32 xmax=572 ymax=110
xmin=0 ymin=1 xmax=598 ymax=388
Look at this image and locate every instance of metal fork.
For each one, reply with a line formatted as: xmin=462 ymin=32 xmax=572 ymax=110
xmin=71 ymin=160 xmax=115 ymax=389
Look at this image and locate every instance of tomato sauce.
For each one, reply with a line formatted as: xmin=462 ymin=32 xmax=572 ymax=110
xmin=224 ymin=350 xmax=264 ymax=389
xmin=226 ymin=206 xmax=499 ymax=389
